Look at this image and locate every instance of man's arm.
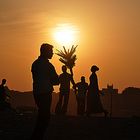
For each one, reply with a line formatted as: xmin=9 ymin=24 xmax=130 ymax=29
xmin=70 ymin=67 xmax=73 ymax=76
xmin=70 ymin=75 xmax=76 ymax=90
xmin=50 ymin=65 xmax=59 ymax=85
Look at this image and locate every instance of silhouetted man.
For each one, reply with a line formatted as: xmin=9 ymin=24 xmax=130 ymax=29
xmin=55 ymin=65 xmax=75 ymax=115
xmin=0 ymin=79 xmax=11 ymax=110
xmin=75 ymin=76 xmax=88 ymax=116
xmin=31 ymin=43 xmax=59 ymax=140
xmin=0 ymin=79 xmax=7 ymax=108
xmin=0 ymin=79 xmax=6 ymax=101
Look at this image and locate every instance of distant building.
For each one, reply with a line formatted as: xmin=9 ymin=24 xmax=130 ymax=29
xmin=122 ymin=87 xmax=140 ymax=94
xmin=101 ymin=84 xmax=118 ymax=95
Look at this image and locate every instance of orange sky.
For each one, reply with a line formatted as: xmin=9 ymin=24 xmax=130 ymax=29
xmin=0 ymin=0 xmax=140 ymax=92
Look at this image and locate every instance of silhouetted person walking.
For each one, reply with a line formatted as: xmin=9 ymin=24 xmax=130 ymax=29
xmin=55 ymin=65 xmax=75 ymax=115
xmin=0 ymin=79 xmax=6 ymax=102
xmin=31 ymin=43 xmax=59 ymax=140
xmin=75 ymin=76 xmax=88 ymax=116
xmin=0 ymin=79 xmax=11 ymax=110
xmin=86 ymin=65 xmax=108 ymax=117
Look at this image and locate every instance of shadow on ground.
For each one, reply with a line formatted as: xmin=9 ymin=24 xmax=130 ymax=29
xmin=0 ymin=110 xmax=140 ymax=140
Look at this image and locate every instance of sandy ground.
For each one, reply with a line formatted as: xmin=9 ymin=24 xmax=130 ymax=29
xmin=0 ymin=110 xmax=140 ymax=140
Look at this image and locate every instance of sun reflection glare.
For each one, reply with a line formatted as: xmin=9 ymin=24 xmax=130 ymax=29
xmin=52 ymin=24 xmax=79 ymax=47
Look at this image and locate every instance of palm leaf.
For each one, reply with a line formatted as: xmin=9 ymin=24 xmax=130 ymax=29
xmin=56 ymin=49 xmax=67 ymax=59
xmin=63 ymin=46 xmax=68 ymax=55
xmin=59 ymin=58 xmax=67 ymax=64
xmin=56 ymin=45 xmax=78 ymax=69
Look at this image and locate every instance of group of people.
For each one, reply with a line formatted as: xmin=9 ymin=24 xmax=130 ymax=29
xmin=55 ymin=67 xmax=88 ymax=116
xmin=31 ymin=43 xmax=108 ymax=140
xmin=55 ymin=64 xmax=108 ymax=117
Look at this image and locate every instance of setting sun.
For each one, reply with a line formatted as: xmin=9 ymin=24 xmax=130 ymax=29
xmin=52 ymin=24 xmax=79 ymax=46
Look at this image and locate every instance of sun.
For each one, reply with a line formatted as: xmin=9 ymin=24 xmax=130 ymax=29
xmin=52 ymin=24 xmax=79 ymax=47
xmin=54 ymin=28 xmax=74 ymax=44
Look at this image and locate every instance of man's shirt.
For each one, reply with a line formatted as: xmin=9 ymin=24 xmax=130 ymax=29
xmin=76 ymin=82 xmax=88 ymax=96
xmin=31 ymin=56 xmax=59 ymax=93
xmin=59 ymin=72 xmax=72 ymax=92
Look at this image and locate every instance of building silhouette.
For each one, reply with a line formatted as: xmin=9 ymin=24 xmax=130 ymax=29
xmin=122 ymin=87 xmax=140 ymax=94
xmin=101 ymin=84 xmax=118 ymax=95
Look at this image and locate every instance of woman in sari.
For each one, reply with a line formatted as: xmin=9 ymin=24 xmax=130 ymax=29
xmin=86 ymin=65 xmax=108 ymax=117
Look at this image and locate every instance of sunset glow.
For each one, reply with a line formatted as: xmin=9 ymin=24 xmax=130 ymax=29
xmin=0 ymin=0 xmax=140 ymax=92
xmin=52 ymin=24 xmax=79 ymax=46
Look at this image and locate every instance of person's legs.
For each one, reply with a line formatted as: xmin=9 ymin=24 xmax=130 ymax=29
xmin=103 ymin=109 xmax=109 ymax=118
xmin=31 ymin=93 xmax=52 ymax=140
xmin=86 ymin=92 xmax=92 ymax=116
xmin=58 ymin=92 xmax=63 ymax=104
xmin=80 ymin=97 xmax=86 ymax=115
xmin=62 ymin=93 xmax=69 ymax=114
xmin=76 ymin=95 xmax=81 ymax=115
xmin=55 ymin=92 xmax=63 ymax=114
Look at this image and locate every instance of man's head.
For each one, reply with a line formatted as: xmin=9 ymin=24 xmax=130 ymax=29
xmin=1 ymin=79 xmax=6 ymax=85
xmin=40 ymin=43 xmax=53 ymax=59
xmin=62 ymin=65 xmax=67 ymax=73
xmin=81 ymin=76 xmax=85 ymax=83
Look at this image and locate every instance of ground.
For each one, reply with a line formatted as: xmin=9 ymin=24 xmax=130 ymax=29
xmin=0 ymin=110 xmax=140 ymax=140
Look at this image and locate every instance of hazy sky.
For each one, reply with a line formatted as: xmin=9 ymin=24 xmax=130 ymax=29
xmin=0 ymin=0 xmax=140 ymax=92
